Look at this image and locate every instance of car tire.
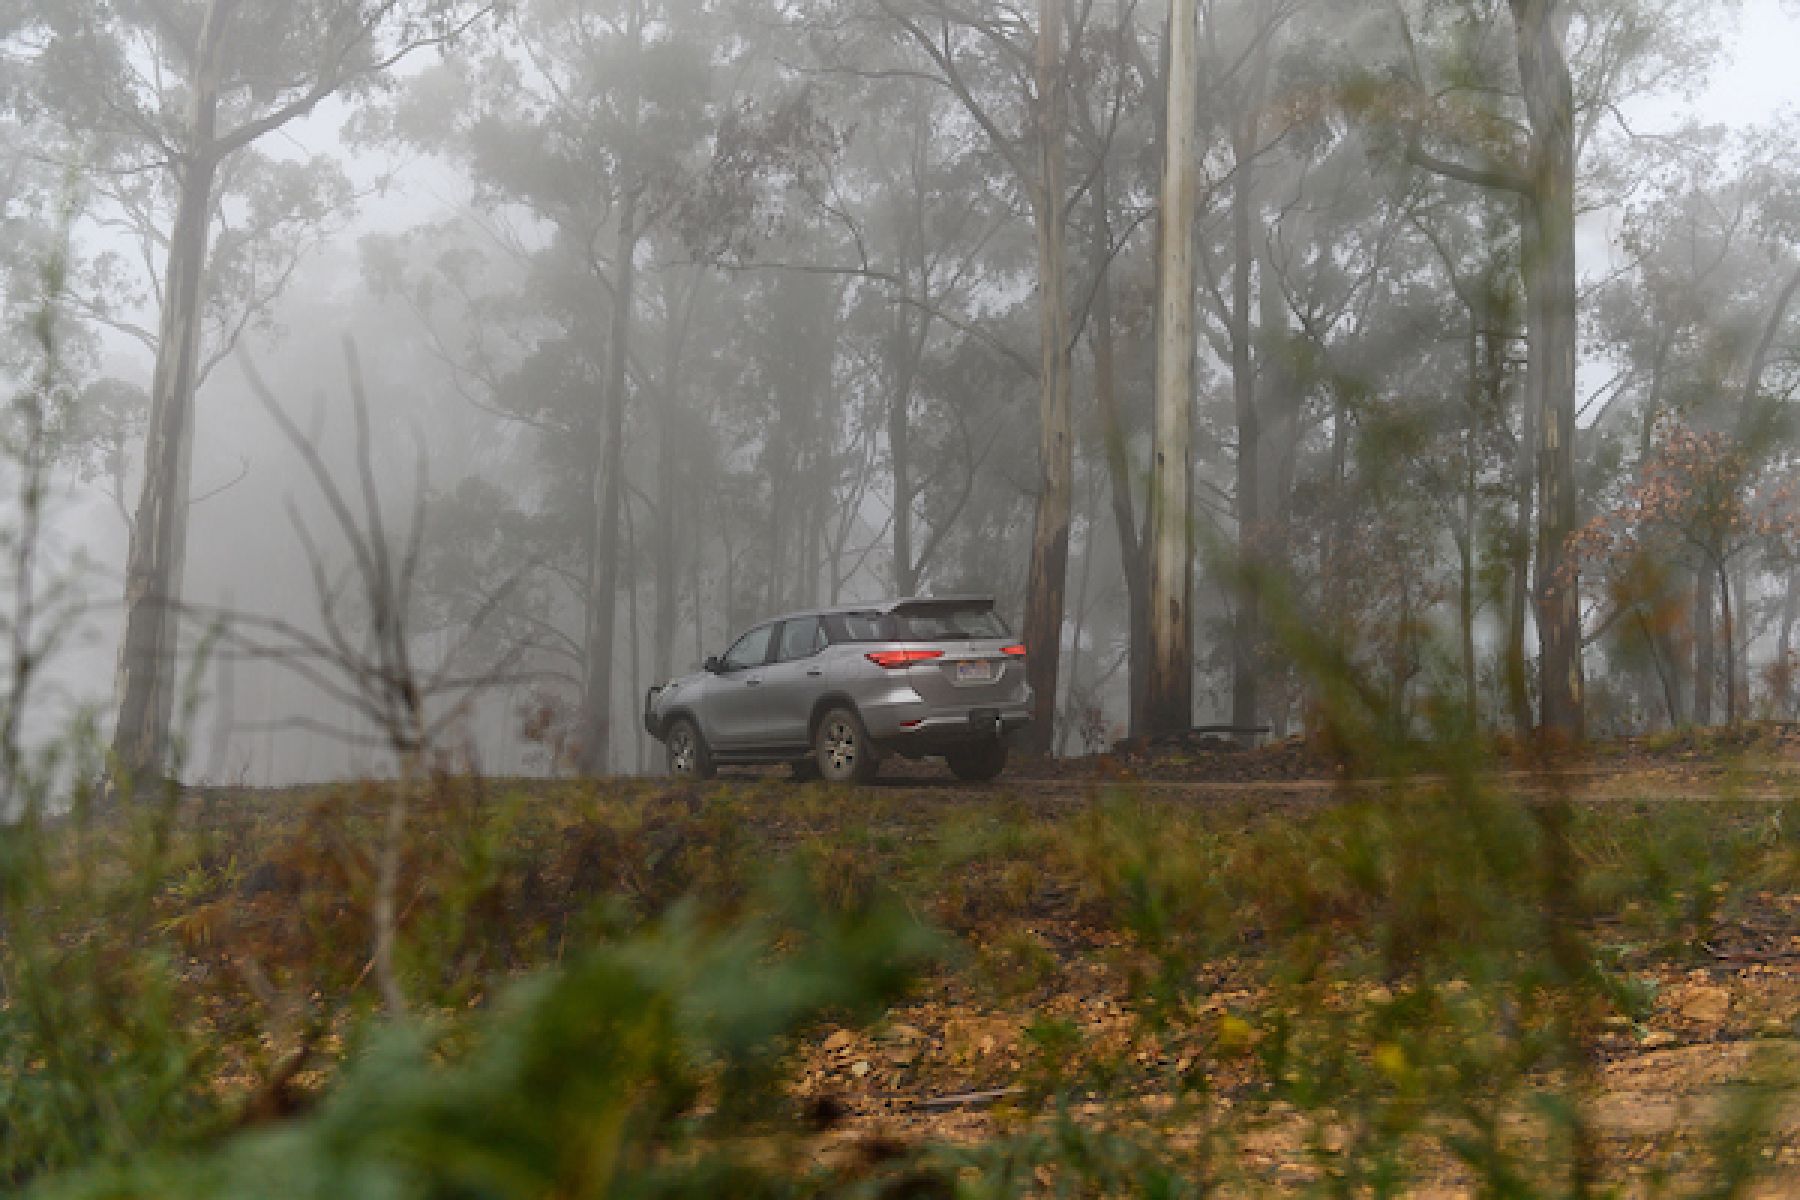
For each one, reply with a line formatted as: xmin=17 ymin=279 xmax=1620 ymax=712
xmin=946 ymin=741 xmax=1007 ymax=783
xmin=814 ymin=706 xmax=879 ymax=784
xmin=789 ymin=758 xmax=821 ymax=782
xmin=665 ymin=718 xmax=715 ymax=780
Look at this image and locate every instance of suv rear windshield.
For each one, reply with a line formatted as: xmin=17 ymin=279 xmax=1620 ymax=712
xmin=826 ymin=603 xmax=1010 ymax=642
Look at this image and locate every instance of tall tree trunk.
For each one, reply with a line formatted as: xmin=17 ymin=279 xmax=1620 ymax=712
xmin=1777 ymin=572 xmax=1798 ymax=719
xmin=691 ymin=525 xmax=706 ymax=667
xmin=1144 ymin=0 xmax=1196 ymax=739
xmin=653 ymin=274 xmax=698 ymax=686
xmin=1730 ymin=564 xmax=1749 ymax=722
xmin=1639 ymin=332 xmax=1689 ymax=726
xmin=1059 ymin=503 xmax=1098 ymax=755
xmin=1505 ymin=349 xmax=1537 ymax=735
xmin=1693 ymin=567 xmax=1714 ymax=725
xmin=111 ymin=3 xmax=230 ymax=785
xmin=1458 ymin=299 xmax=1492 ymax=726
xmin=1719 ymin=559 xmax=1737 ymax=727
xmin=578 ymin=189 xmax=639 ymax=775
xmin=653 ymin=379 xmax=678 ymax=685
xmin=1227 ymin=53 xmax=1266 ymax=732
xmin=1256 ymin=237 xmax=1299 ymax=736
xmin=1460 ymin=424 xmax=1479 ymax=723
xmin=1324 ymin=391 xmax=1350 ymax=631
xmin=800 ymin=279 xmax=836 ymax=607
xmin=576 ymin=0 xmax=644 ymax=775
xmin=1019 ymin=0 xmax=1074 ymax=756
xmin=624 ymin=489 xmax=643 ymax=774
xmin=888 ymin=309 xmax=918 ymax=596
xmin=1091 ymin=274 xmax=1149 ymax=735
xmin=1513 ymin=0 xmax=1584 ymax=741
xmin=1086 ymin=183 xmax=1148 ymax=733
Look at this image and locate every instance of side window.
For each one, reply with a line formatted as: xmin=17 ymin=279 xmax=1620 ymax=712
xmin=825 ymin=612 xmax=887 ymax=642
xmin=777 ymin=617 xmax=823 ymax=661
xmin=723 ymin=624 xmax=774 ymax=670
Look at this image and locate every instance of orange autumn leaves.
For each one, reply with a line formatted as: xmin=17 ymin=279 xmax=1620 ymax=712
xmin=1575 ymin=420 xmax=1800 ymax=579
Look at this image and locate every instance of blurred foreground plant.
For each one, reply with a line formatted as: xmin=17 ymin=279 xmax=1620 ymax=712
xmin=30 ymin=871 xmax=942 ymax=1200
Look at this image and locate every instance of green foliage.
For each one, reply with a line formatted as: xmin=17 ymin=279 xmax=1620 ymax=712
xmin=27 ymin=871 xmax=941 ymax=1200
xmin=0 ymin=794 xmax=221 ymax=1187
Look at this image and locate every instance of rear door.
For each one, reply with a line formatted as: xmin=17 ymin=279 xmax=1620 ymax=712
xmin=705 ymin=623 xmax=776 ymax=747
xmin=757 ymin=616 xmax=828 ymax=747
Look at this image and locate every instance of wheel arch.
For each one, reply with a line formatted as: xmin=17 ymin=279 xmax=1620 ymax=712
xmin=660 ymin=708 xmax=702 ymax=741
xmin=807 ymin=693 xmax=862 ymax=742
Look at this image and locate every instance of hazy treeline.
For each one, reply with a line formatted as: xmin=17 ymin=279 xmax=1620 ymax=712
xmin=3 ymin=0 xmax=1798 ymax=779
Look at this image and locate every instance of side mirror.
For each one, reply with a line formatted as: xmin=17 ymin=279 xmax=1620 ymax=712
xmin=703 ymin=655 xmax=724 ymax=674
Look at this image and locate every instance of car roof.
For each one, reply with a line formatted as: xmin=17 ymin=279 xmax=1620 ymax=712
xmin=756 ymin=594 xmax=997 ymax=625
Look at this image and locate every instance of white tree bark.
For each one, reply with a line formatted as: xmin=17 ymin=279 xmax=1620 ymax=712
xmin=1145 ymin=0 xmax=1198 ymax=737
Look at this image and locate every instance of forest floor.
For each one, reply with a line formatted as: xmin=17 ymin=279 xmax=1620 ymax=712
xmin=34 ymin=724 xmax=1800 ymax=1194
xmin=766 ymin=729 xmax=1800 ymax=1193
xmin=801 ymin=759 xmax=1800 ymax=1194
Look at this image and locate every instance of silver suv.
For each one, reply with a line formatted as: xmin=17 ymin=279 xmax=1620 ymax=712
xmin=643 ymin=596 xmax=1031 ymax=783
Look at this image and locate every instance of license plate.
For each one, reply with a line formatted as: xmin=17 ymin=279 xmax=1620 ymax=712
xmin=954 ymin=660 xmax=996 ymax=684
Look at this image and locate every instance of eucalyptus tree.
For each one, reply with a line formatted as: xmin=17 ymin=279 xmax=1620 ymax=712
xmin=825 ymin=0 xmax=1081 ymax=752
xmin=1587 ymin=123 xmax=1800 ymax=723
xmin=1405 ymin=194 xmax=1526 ymax=724
xmin=0 ymin=120 xmax=87 ymax=384
xmin=1067 ymin=0 xmax=1158 ymax=735
xmin=379 ymin=0 xmax=725 ymax=772
xmin=764 ymin=69 xmax=1029 ymax=601
xmin=1145 ymin=0 xmax=1198 ymax=737
xmin=1182 ymin=0 xmax=1319 ymax=732
xmin=376 ymin=0 xmax=844 ymax=770
xmin=1377 ymin=0 xmax=1734 ymax=739
xmin=4 ymin=0 xmax=495 ymax=785
xmin=797 ymin=0 xmax=1166 ymax=749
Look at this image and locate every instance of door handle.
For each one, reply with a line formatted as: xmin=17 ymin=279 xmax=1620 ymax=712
xmin=806 ymin=668 xmax=823 ymax=677
xmin=745 ymin=677 xmax=763 ymax=686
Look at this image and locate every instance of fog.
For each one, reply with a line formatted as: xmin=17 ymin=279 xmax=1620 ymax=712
xmin=4 ymin=0 xmax=1799 ymax=787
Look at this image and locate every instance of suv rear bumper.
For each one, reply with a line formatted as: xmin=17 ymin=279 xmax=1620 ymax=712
xmin=862 ymin=694 xmax=1031 ymax=748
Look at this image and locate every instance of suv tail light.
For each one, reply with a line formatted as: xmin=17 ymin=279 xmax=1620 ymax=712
xmin=866 ymin=648 xmax=944 ymax=669
xmin=1001 ymin=644 xmax=1027 ymax=656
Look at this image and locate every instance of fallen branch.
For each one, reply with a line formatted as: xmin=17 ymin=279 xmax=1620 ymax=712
xmin=910 ymin=1086 xmax=1023 ymax=1111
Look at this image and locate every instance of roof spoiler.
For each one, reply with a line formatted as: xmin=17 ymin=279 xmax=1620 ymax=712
xmin=887 ymin=595 xmax=995 ymax=615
